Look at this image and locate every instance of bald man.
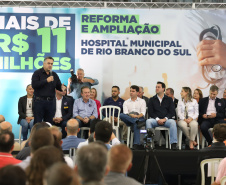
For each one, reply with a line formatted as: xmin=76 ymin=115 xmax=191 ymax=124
xmin=0 ymin=122 xmax=12 ymax=133
xmin=61 ymin=119 xmax=86 ymax=150
xmin=104 ymin=144 xmax=142 ymax=185
xmin=0 ymin=115 xmax=5 ymax=123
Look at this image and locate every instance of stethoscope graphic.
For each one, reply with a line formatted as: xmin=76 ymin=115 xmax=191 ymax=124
xmin=199 ymin=25 xmax=225 ymax=84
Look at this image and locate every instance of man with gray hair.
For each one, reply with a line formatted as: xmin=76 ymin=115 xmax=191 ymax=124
xmin=61 ymin=119 xmax=85 ymax=150
xmin=0 ymin=115 xmax=5 ymax=123
xmin=75 ymin=143 xmax=109 ymax=185
xmin=199 ymin=85 xmax=226 ymax=145
xmin=165 ymin=88 xmax=178 ymax=108
xmin=32 ymin=56 xmax=62 ymax=124
xmin=67 ymin=68 xmax=99 ymax=100
xmin=138 ymin=86 xmax=149 ymax=106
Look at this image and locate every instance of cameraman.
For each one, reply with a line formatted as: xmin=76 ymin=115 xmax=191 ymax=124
xmin=67 ymin=68 xmax=99 ymax=100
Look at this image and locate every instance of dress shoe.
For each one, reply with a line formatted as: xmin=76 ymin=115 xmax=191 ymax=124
xmin=171 ymin=143 xmax=177 ymax=150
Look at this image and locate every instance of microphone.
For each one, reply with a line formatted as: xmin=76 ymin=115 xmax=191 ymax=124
xmin=50 ymin=70 xmax=52 ymax=76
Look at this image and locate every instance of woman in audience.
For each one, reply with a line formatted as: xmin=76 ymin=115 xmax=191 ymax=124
xmin=90 ymin=88 xmax=101 ymax=118
xmin=26 ymin=146 xmax=65 ymax=185
xmin=177 ymin=87 xmax=199 ymax=149
xmin=193 ymin=88 xmax=203 ymax=103
xmin=18 ymin=84 xmax=35 ymax=140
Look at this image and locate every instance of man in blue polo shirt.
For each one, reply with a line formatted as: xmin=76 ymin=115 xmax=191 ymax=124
xmin=62 ymin=119 xmax=85 ymax=150
xmin=73 ymin=86 xmax=98 ymax=138
xmin=103 ymin=86 xmax=127 ymax=141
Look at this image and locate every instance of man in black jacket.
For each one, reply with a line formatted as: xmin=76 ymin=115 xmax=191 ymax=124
xmin=53 ymin=88 xmax=73 ymax=138
xmin=199 ymin=85 xmax=226 ymax=145
xmin=146 ymin=82 xmax=177 ymax=150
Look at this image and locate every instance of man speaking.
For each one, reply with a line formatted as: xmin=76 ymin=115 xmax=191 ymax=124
xmin=32 ymin=57 xmax=62 ymax=124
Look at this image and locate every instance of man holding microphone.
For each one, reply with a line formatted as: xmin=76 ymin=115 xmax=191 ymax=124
xmin=32 ymin=57 xmax=62 ymax=124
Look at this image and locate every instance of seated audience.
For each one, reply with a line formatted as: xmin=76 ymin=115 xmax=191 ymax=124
xmin=90 ymin=88 xmax=101 ymax=118
xmin=26 ymin=146 xmax=65 ymax=185
xmin=146 ymin=82 xmax=177 ymax=150
xmin=78 ymin=121 xmax=120 ymax=149
xmin=44 ymin=162 xmax=80 ymax=185
xmin=201 ymin=123 xmax=226 ymax=151
xmin=0 ymin=115 xmax=5 ymax=123
xmin=104 ymin=144 xmax=142 ymax=185
xmin=138 ymin=86 xmax=149 ymax=106
xmin=73 ymin=86 xmax=98 ymax=138
xmin=48 ymin=126 xmax=74 ymax=168
xmin=0 ymin=121 xmax=20 ymax=151
xmin=61 ymin=119 xmax=85 ymax=150
xmin=103 ymin=86 xmax=127 ymax=141
xmin=0 ymin=165 xmax=26 ymax=185
xmin=17 ymin=84 xmax=34 ymax=140
xmin=75 ymin=143 xmax=109 ymax=185
xmin=166 ymin=87 xmax=178 ymax=108
xmin=177 ymin=87 xmax=199 ymax=149
xmin=120 ymin=85 xmax=146 ymax=150
xmin=16 ymin=122 xmax=50 ymax=160
xmin=53 ymin=88 xmax=73 ymax=138
xmin=0 ymin=131 xmax=21 ymax=168
xmin=17 ymin=128 xmax=54 ymax=170
xmin=193 ymin=88 xmax=203 ymax=103
xmin=199 ymin=85 xmax=226 ymax=145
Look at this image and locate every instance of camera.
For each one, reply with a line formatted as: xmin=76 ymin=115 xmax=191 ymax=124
xmin=143 ymin=128 xmax=155 ymax=151
xmin=70 ymin=69 xmax=78 ymax=84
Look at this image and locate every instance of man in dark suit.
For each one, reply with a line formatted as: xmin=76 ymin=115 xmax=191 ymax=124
xmin=199 ymin=85 xmax=226 ymax=145
xmin=18 ymin=84 xmax=34 ymax=140
xmin=222 ymin=89 xmax=226 ymax=121
xmin=53 ymin=88 xmax=73 ymax=138
xmin=61 ymin=119 xmax=85 ymax=150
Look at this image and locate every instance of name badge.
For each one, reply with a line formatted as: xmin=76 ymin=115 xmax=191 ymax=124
xmin=64 ymin=106 xmax=68 ymax=109
xmin=218 ymin=103 xmax=221 ymax=106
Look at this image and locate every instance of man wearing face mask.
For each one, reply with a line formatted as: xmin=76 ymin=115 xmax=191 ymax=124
xmin=32 ymin=57 xmax=62 ymax=124
xmin=67 ymin=68 xmax=99 ymax=100
xmin=199 ymin=85 xmax=226 ymax=146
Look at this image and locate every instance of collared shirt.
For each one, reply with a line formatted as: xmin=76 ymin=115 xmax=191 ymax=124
xmin=73 ymin=98 xmax=98 ymax=118
xmin=32 ymin=67 xmax=62 ymax=98
xmin=54 ymin=97 xmax=63 ymax=118
xmin=69 ymin=77 xmax=99 ymax=100
xmin=177 ymin=99 xmax=199 ymax=120
xmin=103 ymin=97 xmax=124 ymax=117
xmin=123 ymin=97 xmax=146 ymax=116
xmin=0 ymin=152 xmax=21 ymax=168
xmin=157 ymin=95 xmax=163 ymax=104
xmin=206 ymin=97 xmax=217 ymax=115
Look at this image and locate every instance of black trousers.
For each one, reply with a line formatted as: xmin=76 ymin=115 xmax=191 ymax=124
xmin=34 ymin=99 xmax=54 ymax=125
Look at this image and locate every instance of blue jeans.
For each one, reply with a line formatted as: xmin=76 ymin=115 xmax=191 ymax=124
xmin=120 ymin=113 xmax=145 ymax=145
xmin=146 ymin=118 xmax=177 ymax=144
xmin=19 ymin=119 xmax=34 ymax=140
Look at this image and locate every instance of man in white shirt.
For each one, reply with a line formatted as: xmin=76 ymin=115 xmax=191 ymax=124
xmin=53 ymin=88 xmax=73 ymax=138
xmin=120 ymin=85 xmax=146 ymax=150
xmin=199 ymin=85 xmax=226 ymax=145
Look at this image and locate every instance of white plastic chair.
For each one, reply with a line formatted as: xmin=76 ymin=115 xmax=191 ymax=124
xmin=155 ymin=127 xmax=171 ymax=149
xmin=126 ymin=127 xmax=134 ymax=148
xmin=100 ymin=106 xmax=121 ymax=139
xmin=178 ymin=126 xmax=200 ymax=150
xmin=220 ymin=176 xmax=226 ymax=185
xmin=69 ymin=148 xmax=77 ymax=166
xmin=200 ymin=158 xmax=223 ymax=185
